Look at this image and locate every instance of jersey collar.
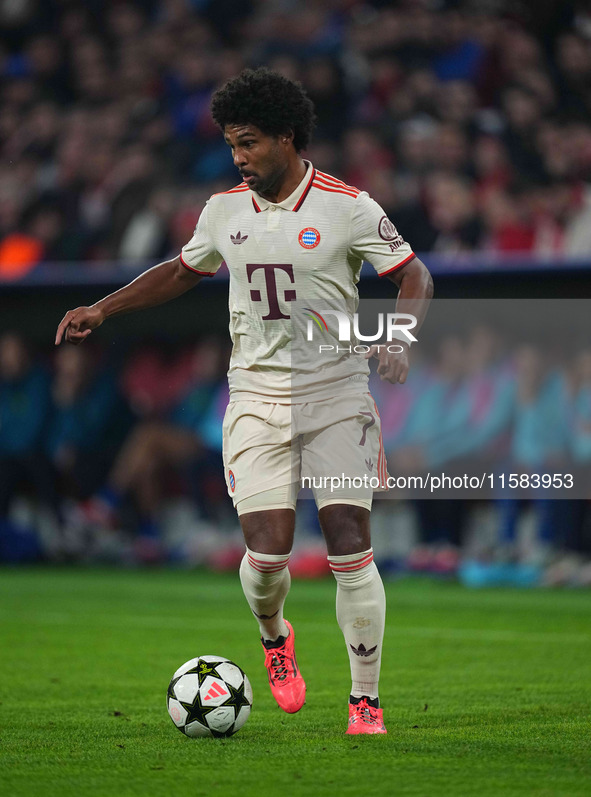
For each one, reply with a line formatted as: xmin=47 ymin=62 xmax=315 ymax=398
xmin=251 ymin=160 xmax=315 ymax=213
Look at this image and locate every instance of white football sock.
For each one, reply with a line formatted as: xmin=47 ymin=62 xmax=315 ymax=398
xmin=327 ymin=548 xmax=385 ymax=701
xmin=239 ymin=548 xmax=291 ymax=643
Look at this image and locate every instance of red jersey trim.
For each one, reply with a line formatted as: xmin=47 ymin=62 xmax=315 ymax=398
xmin=315 ymin=171 xmax=360 ymax=194
xmin=252 ymin=196 xmax=261 ymax=213
xmin=312 ymin=182 xmax=359 ymax=199
xmin=212 ymin=182 xmax=248 ymax=197
xmin=292 ymin=167 xmax=316 ymax=211
xmin=179 ymin=252 xmax=215 ymax=276
xmin=378 ymin=252 xmax=417 ymax=277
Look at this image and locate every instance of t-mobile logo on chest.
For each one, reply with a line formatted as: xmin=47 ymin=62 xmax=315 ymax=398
xmin=247 ymin=263 xmax=296 ymax=320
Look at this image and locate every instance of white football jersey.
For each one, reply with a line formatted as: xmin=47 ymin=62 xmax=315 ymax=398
xmin=181 ymin=162 xmax=415 ymax=403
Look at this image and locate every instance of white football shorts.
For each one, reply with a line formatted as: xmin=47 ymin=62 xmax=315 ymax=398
xmin=222 ymin=393 xmax=388 ymax=514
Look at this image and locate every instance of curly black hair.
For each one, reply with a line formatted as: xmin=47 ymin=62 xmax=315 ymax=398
xmin=211 ymin=67 xmax=316 ymax=153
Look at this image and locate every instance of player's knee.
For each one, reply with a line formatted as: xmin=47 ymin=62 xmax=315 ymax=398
xmin=318 ymin=503 xmax=371 ymax=556
xmin=239 ymin=508 xmax=295 ymax=555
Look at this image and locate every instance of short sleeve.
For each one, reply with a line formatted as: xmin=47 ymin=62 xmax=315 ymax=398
xmin=349 ymin=193 xmax=416 ymax=277
xmin=180 ymin=203 xmax=223 ymax=277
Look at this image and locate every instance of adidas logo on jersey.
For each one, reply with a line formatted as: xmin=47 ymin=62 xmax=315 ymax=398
xmin=231 ymin=231 xmax=248 ymax=244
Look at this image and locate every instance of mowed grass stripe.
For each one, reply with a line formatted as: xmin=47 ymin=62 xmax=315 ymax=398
xmin=1 ymin=606 xmax=589 ymax=645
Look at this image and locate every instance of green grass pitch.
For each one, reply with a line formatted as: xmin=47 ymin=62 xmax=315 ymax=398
xmin=1 ymin=568 xmax=590 ymax=797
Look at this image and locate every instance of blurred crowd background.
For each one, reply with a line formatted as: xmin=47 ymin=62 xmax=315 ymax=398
xmin=1 ymin=0 xmax=591 ymax=279
xmin=3 ymin=325 xmax=591 ymax=586
xmin=2 ymin=0 xmax=591 ymax=585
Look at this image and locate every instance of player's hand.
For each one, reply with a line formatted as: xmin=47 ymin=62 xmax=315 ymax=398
xmin=55 ymin=306 xmax=105 ymax=345
xmin=365 ymin=343 xmax=409 ymax=384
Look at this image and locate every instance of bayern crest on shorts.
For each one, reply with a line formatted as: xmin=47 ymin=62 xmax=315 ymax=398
xmin=298 ymin=228 xmax=321 ymax=249
xmin=228 ymin=470 xmax=235 ymax=492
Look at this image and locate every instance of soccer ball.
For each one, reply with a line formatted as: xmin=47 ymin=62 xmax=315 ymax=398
xmin=167 ymin=656 xmax=253 ymax=738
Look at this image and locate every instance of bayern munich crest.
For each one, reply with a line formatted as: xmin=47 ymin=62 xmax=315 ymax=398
xmin=228 ymin=470 xmax=235 ymax=492
xmin=298 ymin=228 xmax=321 ymax=249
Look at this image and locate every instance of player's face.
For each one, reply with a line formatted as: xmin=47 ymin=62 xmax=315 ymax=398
xmin=224 ymin=124 xmax=290 ymax=197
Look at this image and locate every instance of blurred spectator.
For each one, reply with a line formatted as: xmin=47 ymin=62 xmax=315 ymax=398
xmin=341 ymin=127 xmax=394 ymax=188
xmin=420 ymin=173 xmax=482 ymax=253
xmin=0 ymin=332 xmax=51 ymax=474
xmin=303 ymin=57 xmax=349 ymax=141
xmin=82 ymin=336 xmax=230 ymax=561
xmin=493 ymin=345 xmax=571 ymax=582
xmin=569 ymin=348 xmax=591 ymax=470
xmin=118 ymin=185 xmax=175 ymax=261
xmin=0 ymin=332 xmax=55 ymax=560
xmin=552 ymin=348 xmax=591 ymax=576
xmin=508 ymin=344 xmax=569 ymax=470
xmin=389 ymin=333 xmax=468 ymax=572
xmin=555 ymin=33 xmax=591 ymax=116
xmin=473 ymin=135 xmax=512 ymax=200
xmin=45 ymin=345 xmax=132 ymax=501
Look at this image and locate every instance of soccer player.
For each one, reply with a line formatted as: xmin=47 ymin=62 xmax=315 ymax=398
xmin=55 ymin=68 xmax=433 ymax=735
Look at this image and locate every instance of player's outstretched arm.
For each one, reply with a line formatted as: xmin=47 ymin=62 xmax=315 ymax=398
xmin=55 ymin=256 xmax=204 ymax=345
xmin=366 ymin=256 xmax=433 ymax=384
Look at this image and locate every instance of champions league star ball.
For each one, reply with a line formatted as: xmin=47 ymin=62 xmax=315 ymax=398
xmin=167 ymin=656 xmax=253 ymax=738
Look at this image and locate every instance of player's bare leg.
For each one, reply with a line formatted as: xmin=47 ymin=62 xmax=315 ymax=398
xmin=319 ymin=503 xmax=387 ymax=734
xmin=238 ymin=508 xmax=306 ymax=713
